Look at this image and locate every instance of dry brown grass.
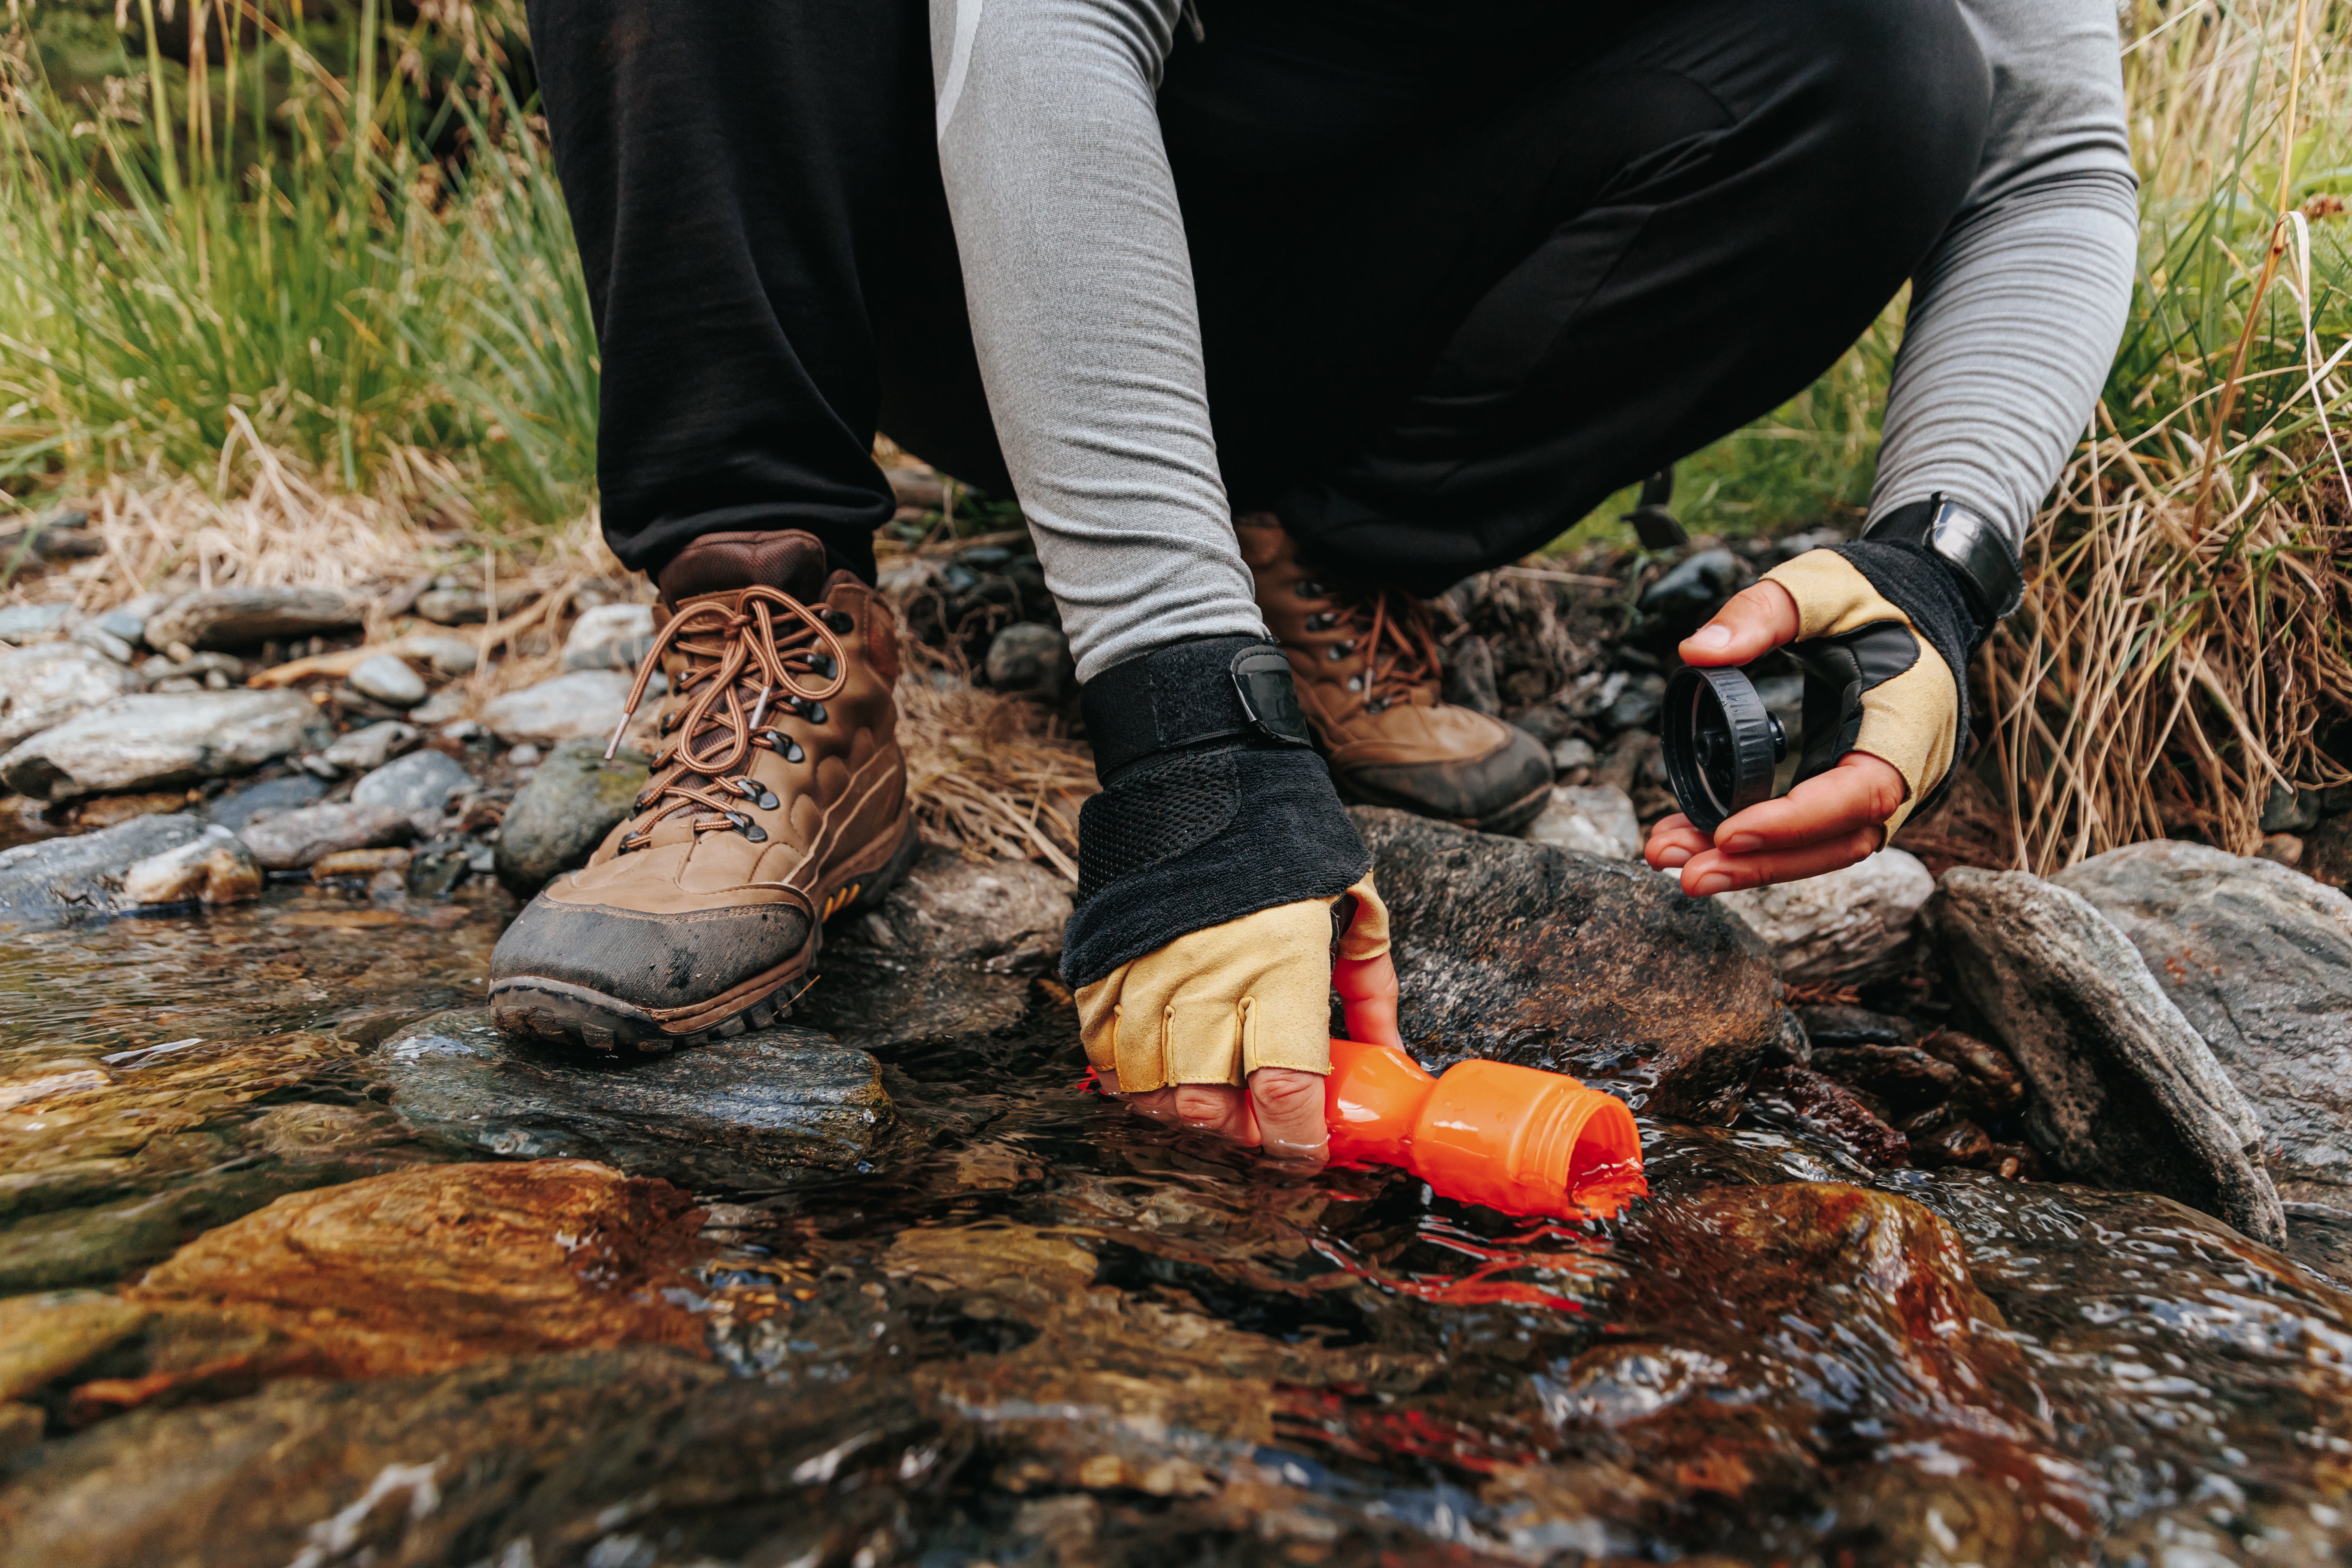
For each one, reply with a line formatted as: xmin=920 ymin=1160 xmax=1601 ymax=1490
xmin=892 ymin=640 xmax=1092 ymax=880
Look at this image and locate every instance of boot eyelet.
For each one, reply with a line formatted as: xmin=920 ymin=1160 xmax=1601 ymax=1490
xmin=785 ymin=739 xmax=805 ymax=764
xmin=805 ymin=702 xmax=826 ymax=725
xmin=727 ymin=812 xmax=768 ymax=843
xmin=1327 ymin=645 xmax=1347 ymax=661
xmin=825 ymin=611 xmax=855 ymax=634
xmin=1297 ymin=581 xmax=1324 ymax=598
xmin=807 ymin=655 xmax=836 ymax=679
xmin=1347 ymin=676 xmax=1364 ymax=692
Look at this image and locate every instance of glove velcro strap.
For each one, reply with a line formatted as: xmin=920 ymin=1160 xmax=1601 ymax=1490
xmin=1080 ymin=634 xmax=1311 ymax=785
xmin=1062 ymin=745 xmax=1368 ymax=987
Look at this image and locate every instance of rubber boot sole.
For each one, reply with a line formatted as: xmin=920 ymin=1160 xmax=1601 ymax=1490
xmin=487 ymin=814 xmax=922 ymax=1054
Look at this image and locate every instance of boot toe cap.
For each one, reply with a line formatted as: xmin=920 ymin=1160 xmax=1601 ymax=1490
xmin=1341 ymin=717 xmax=1554 ymax=833
xmin=489 ymin=890 xmax=813 ymax=1014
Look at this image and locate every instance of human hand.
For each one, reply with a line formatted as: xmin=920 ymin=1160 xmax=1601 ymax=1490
xmin=1077 ymin=876 xmax=1399 ymax=1164
xmin=1644 ymin=549 xmax=1958 ymax=897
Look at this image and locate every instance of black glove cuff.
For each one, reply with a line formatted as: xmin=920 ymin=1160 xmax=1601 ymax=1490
xmin=1862 ymin=495 xmax=2020 ymax=626
xmin=1080 ymin=634 xmax=1314 ymax=785
xmin=1061 ymin=745 xmax=1368 ymax=987
xmin=1826 ymin=536 xmax=1986 ymax=817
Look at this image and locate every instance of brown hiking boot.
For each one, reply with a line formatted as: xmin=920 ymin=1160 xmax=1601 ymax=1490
xmin=1237 ymin=514 xmax=1551 ymax=835
xmin=487 ymin=531 xmax=917 ymax=1051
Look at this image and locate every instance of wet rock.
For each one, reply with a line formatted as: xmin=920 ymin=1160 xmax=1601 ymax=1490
xmin=123 ymin=1160 xmax=710 ymax=1377
xmin=1717 ymin=848 xmax=1933 ymax=983
xmin=414 ymin=585 xmax=491 ymax=624
xmin=1920 ymin=1028 xmax=2026 ymax=1117
xmin=143 ymin=587 xmax=362 ymax=653
xmin=0 ymin=814 xmax=209 ymax=926
xmin=1440 ymin=634 xmax=1501 ymax=715
xmin=1906 ymin=1112 xmax=1997 ymax=1169
xmin=1744 ymin=1064 xmax=1909 ymax=1166
xmin=117 ymin=825 xmax=261 ymax=908
xmin=310 ymin=847 xmax=410 ymax=882
xmin=798 ymin=847 xmax=1072 ymax=1051
xmin=403 ymin=837 xmax=472 ymax=898
xmin=344 ymin=652 xmax=426 ymax=708
xmin=1523 ymin=783 xmax=1642 ymax=859
xmin=0 ymin=1291 xmax=149 ymax=1401
xmin=201 ymin=772 xmax=324 ymax=831
xmin=377 ymin=1010 xmax=894 ymax=1182
xmin=562 ymin=601 xmax=656 ymax=670
xmin=1353 ymin=807 xmax=1777 ymax=1123
xmin=479 ymin=668 xmax=637 ymax=746
xmin=1792 ymin=1003 xmax=1912 ymax=1049
xmin=61 ymin=792 xmax=187 ymax=832
xmin=317 ymin=719 xmax=416 ymax=773
xmin=349 ymin=747 xmax=471 ymax=831
xmin=985 ymin=621 xmax=1073 ymax=701
xmin=1805 ymin=1041 xmax=1961 ymax=1114
xmin=1933 ymin=867 xmax=2285 ymax=1243
xmin=0 ymin=602 xmax=73 ymax=642
xmin=2053 ymin=840 xmax=2352 ymax=1211
xmin=237 ymin=802 xmax=414 ymax=871
xmin=0 ymin=1347 xmax=961 ymax=1568
xmin=0 ymin=691 xmax=333 ymax=801
xmin=493 ymin=739 xmax=651 ymax=895
xmin=0 ymin=643 xmax=142 ymax=750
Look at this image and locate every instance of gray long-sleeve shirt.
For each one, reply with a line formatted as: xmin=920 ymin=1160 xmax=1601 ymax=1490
xmin=932 ymin=0 xmax=2138 ymax=682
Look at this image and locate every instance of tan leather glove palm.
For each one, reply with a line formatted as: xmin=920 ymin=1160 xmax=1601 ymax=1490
xmin=1077 ymin=874 xmax=1390 ymax=1093
xmin=1759 ymin=550 xmax=1959 ymax=833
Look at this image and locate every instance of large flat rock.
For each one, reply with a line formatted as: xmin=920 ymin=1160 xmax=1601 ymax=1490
xmin=1353 ymin=807 xmax=1777 ymax=1123
xmin=143 ymin=586 xmax=361 ymax=653
xmin=377 ymin=1009 xmax=895 ymax=1184
xmin=0 ymin=643 xmax=141 ymax=751
xmin=1932 ymin=867 xmax=2285 ymax=1243
xmin=0 ymin=814 xmax=208 ymax=927
xmin=2054 ymin=840 xmax=2352 ymax=1212
xmin=0 ymin=691 xmax=332 ymax=801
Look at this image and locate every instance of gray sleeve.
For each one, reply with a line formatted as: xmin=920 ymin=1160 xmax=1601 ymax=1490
xmin=1867 ymin=0 xmax=2139 ymax=562
xmin=931 ymin=0 xmax=1265 ymax=684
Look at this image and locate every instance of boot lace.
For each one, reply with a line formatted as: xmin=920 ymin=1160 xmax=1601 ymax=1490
xmin=1305 ymin=580 xmax=1442 ymax=713
xmin=602 ymin=586 xmax=849 ymax=853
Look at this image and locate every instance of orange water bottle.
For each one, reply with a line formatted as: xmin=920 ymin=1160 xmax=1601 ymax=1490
xmin=1321 ymin=1036 xmax=1644 ymax=1217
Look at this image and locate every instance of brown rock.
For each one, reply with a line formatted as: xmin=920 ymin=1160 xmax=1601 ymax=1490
xmin=0 ymin=1291 xmax=149 ymax=1401
xmin=1745 ymin=1064 xmax=1909 ymax=1167
xmin=63 ymin=792 xmax=189 ymax=832
xmin=1806 ymin=1042 xmax=1963 ymax=1113
xmin=309 ymin=847 xmax=411 ymax=880
xmin=125 ymin=1160 xmax=712 ymax=1377
xmin=1908 ymin=1115 xmax=1996 ymax=1169
xmin=1919 ymin=1027 xmax=2026 ymax=1116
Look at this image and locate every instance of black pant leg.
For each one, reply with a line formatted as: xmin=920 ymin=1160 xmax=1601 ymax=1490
xmin=1162 ymin=0 xmax=1991 ymax=594
xmin=527 ymin=0 xmax=1007 ymax=583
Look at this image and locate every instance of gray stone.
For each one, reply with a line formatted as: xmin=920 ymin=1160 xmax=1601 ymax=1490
xmin=377 ymin=1009 xmax=895 ymax=1181
xmin=67 ymin=622 xmax=135 ymax=665
xmin=1717 ymin=849 xmax=1935 ymax=984
xmin=1523 ymin=784 xmax=1642 ymax=859
xmin=561 ymin=602 xmax=657 ymax=671
xmin=478 ymin=669 xmax=637 ymax=746
xmin=410 ymin=686 xmax=469 ymax=725
xmin=1638 ymin=549 xmax=1750 ymax=618
xmin=798 ymin=846 xmax=1072 ymax=1052
xmin=1549 ymin=736 xmax=1596 ymax=774
xmin=1603 ymin=673 xmax=1667 ymax=734
xmin=0 ymin=602 xmax=72 ymax=642
xmin=0 ymin=815 xmax=208 ymax=926
xmin=92 ymin=595 xmax=165 ymax=647
xmin=1932 ymin=867 xmax=2285 ymax=1244
xmin=117 ymin=825 xmax=262 ymax=907
xmin=985 ymin=622 xmax=1073 ymax=702
xmin=1351 ymin=807 xmax=1777 ymax=1123
xmin=505 ymin=743 xmax=542 ymax=767
xmin=135 ymin=652 xmax=240 ymax=682
xmin=2261 ymin=784 xmax=2323 ymax=834
xmin=345 ymin=652 xmax=426 ymax=708
xmin=413 ymin=585 xmax=490 ymax=624
xmin=237 ymin=803 xmax=416 ymax=871
xmin=0 ymin=691 xmax=332 ymax=801
xmin=493 ymin=739 xmax=651 ymax=895
xmin=2054 ymin=840 xmax=2352 ymax=1212
xmin=405 ymin=634 xmax=479 ymax=676
xmin=0 ymin=643 xmax=142 ymax=749
xmin=203 ymin=773 xmax=326 ymax=831
xmin=350 ymin=748 xmax=472 ymax=829
xmin=319 ymin=721 xmax=417 ymax=773
xmin=1440 ymin=634 xmax=1501 ymax=715
xmin=143 ymin=587 xmax=361 ymax=653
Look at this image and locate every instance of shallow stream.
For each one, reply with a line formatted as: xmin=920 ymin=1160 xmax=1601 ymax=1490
xmin=4 ymin=884 xmax=2351 ymax=1567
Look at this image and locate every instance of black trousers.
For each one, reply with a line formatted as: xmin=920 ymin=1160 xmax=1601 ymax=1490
xmin=529 ymin=0 xmax=1990 ymax=594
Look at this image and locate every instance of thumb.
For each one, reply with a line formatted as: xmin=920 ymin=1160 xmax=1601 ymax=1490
xmin=1678 ymin=581 xmax=1800 ymax=667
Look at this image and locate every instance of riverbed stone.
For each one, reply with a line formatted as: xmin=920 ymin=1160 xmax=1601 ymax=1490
xmin=0 ymin=601 xmax=73 ymax=643
xmin=201 ymin=772 xmax=324 ymax=831
xmin=562 ymin=601 xmax=657 ymax=670
xmin=117 ymin=825 xmax=262 ymax=907
xmin=478 ymin=668 xmax=637 ymax=745
xmin=1522 ymin=783 xmax=1642 ymax=859
xmin=0 ymin=643 xmax=142 ymax=750
xmin=236 ymin=802 xmax=415 ymax=871
xmin=493 ymin=739 xmax=650 ymax=894
xmin=143 ymin=586 xmax=362 ymax=653
xmin=377 ymin=1010 xmax=895 ymax=1182
xmin=797 ymin=846 xmax=1072 ymax=1051
xmin=2054 ymin=839 xmax=2352 ymax=1212
xmin=0 ymin=690 xmax=333 ymax=801
xmin=0 ymin=1346 xmax=961 ymax=1568
xmin=349 ymin=747 xmax=472 ymax=831
xmin=1717 ymin=848 xmax=1934 ymax=983
xmin=344 ymin=652 xmax=426 ymax=708
xmin=1932 ymin=867 xmax=2285 ymax=1243
xmin=1353 ymin=807 xmax=1776 ymax=1123
xmin=0 ymin=1291 xmax=149 ymax=1401
xmin=985 ymin=621 xmax=1073 ymax=701
xmin=0 ymin=814 xmax=209 ymax=926
xmin=318 ymin=720 xmax=416 ymax=773
xmin=123 ymin=1160 xmax=709 ymax=1378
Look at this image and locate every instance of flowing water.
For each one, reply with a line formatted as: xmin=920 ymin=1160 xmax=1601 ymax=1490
xmin=4 ymin=884 xmax=2351 ymax=1568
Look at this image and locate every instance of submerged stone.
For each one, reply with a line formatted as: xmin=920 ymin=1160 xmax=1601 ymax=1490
xmin=1933 ymin=867 xmax=2286 ymax=1244
xmin=377 ymin=1009 xmax=895 ymax=1183
xmin=1353 ymin=807 xmax=1776 ymax=1123
xmin=0 ymin=1291 xmax=149 ymax=1402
